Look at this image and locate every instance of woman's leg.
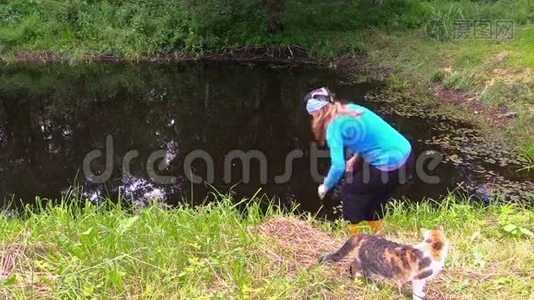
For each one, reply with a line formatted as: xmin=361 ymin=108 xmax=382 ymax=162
xmin=341 ymin=154 xmax=413 ymax=233
xmin=365 ymin=191 xmax=390 ymax=232
xmin=341 ymin=168 xmax=375 ymax=234
xmin=341 ymin=190 xmax=375 ymax=223
xmin=365 ymin=154 xmax=414 ymax=229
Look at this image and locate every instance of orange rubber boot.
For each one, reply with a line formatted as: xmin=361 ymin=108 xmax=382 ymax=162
xmin=367 ymin=220 xmax=384 ymax=233
xmin=347 ymin=223 xmax=361 ymax=235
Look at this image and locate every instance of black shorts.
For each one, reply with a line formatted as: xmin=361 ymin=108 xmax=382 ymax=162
xmin=341 ymin=153 xmax=413 ymax=223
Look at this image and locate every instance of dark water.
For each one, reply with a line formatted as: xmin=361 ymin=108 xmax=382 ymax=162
xmin=0 ymin=63 xmax=531 ymax=217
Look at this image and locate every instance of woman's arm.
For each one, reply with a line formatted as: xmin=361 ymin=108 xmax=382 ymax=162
xmin=323 ymin=135 xmax=346 ymax=191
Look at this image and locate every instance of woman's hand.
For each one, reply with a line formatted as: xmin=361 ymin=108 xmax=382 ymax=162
xmin=345 ymin=155 xmax=360 ymax=175
xmin=317 ymin=184 xmax=328 ymax=200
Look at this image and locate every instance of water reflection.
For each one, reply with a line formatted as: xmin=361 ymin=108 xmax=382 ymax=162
xmin=0 ymin=63 xmax=531 ymax=216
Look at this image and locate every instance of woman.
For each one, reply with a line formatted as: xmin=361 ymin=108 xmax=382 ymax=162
xmin=305 ymin=87 xmax=413 ymax=234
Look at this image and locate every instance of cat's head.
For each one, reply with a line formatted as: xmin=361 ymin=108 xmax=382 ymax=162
xmin=421 ymin=227 xmax=449 ymax=260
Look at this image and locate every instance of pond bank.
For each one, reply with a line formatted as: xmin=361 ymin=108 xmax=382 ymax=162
xmin=361 ymin=28 xmax=534 ymax=162
xmin=0 ymin=195 xmax=532 ymax=298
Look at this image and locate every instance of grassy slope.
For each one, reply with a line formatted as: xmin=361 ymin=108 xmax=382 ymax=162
xmin=0 ymin=195 xmax=532 ymax=299
xmin=361 ymin=25 xmax=534 ymax=160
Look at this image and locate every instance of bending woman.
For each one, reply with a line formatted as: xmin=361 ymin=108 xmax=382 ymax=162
xmin=304 ymin=87 xmax=413 ymax=234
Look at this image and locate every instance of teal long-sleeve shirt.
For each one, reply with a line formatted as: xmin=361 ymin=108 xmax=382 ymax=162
xmin=323 ymin=104 xmax=412 ymax=190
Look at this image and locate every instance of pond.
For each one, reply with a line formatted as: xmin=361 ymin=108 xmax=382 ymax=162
xmin=0 ymin=63 xmax=532 ymax=218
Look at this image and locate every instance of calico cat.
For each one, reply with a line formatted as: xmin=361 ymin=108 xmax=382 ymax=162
xmin=319 ymin=229 xmax=449 ymax=300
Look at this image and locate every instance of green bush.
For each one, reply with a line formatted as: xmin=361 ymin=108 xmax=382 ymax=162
xmin=0 ymin=0 xmax=532 ymax=57
xmin=0 ymin=0 xmax=268 ymax=55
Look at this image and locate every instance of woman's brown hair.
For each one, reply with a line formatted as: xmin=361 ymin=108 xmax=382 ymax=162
xmin=311 ymin=101 xmax=361 ymax=145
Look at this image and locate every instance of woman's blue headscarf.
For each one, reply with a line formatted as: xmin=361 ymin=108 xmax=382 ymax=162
xmin=304 ymin=87 xmax=335 ymax=114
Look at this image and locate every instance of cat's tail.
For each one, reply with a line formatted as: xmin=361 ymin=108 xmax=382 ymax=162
xmin=319 ymin=234 xmax=367 ymax=263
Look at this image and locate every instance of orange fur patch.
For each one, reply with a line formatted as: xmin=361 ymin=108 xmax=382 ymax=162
xmin=429 ymin=231 xmax=447 ymax=260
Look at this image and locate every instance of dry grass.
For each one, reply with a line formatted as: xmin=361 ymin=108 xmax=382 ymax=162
xmin=256 ymin=217 xmax=346 ymax=270
xmin=0 ymin=240 xmax=55 ymax=298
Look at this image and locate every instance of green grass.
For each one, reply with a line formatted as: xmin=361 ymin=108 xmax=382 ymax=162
xmin=362 ymin=24 xmax=534 ymax=159
xmin=0 ymin=0 xmax=532 ymax=59
xmin=1 ymin=194 xmax=532 ymax=299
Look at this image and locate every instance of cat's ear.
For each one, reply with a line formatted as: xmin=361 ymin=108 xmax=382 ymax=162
xmin=436 ymin=225 xmax=444 ymax=231
xmin=421 ymin=228 xmax=430 ymax=239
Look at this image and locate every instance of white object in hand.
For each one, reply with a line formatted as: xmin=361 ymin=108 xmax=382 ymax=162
xmin=318 ymin=184 xmax=328 ymax=200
